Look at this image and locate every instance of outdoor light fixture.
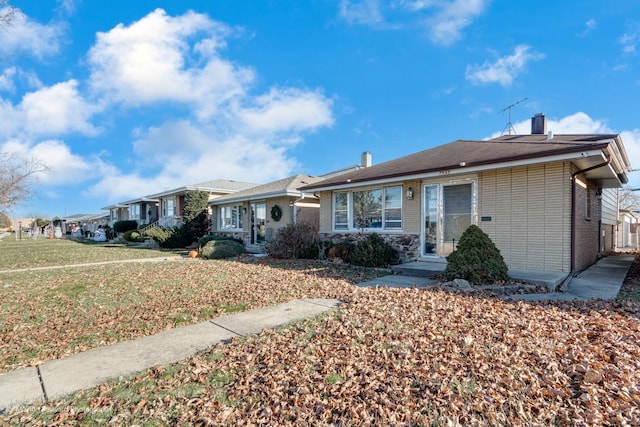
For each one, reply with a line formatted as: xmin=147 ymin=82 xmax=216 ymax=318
xmin=406 ymin=187 xmax=414 ymax=200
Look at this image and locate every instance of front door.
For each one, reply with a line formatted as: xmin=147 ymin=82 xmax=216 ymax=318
xmin=250 ymin=202 xmax=266 ymax=244
xmin=422 ymin=182 xmax=474 ymax=257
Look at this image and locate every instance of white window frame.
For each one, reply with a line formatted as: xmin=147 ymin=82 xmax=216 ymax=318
xmin=128 ymin=204 xmax=141 ymax=220
xmin=332 ymin=186 xmax=403 ymax=232
xmin=219 ymin=205 xmax=243 ymax=230
xmin=162 ymin=198 xmax=176 ymax=218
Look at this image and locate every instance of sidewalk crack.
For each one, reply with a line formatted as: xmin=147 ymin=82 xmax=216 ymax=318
xmin=36 ymin=365 xmax=49 ymax=403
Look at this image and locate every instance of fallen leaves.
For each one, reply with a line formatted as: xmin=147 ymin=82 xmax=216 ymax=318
xmin=6 ymin=284 xmax=639 ymax=426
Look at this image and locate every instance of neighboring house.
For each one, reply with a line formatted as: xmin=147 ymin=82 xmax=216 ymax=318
xmin=118 ymin=196 xmax=160 ymax=226
xmin=617 ymin=209 xmax=639 ymax=251
xmin=146 ymin=179 xmax=257 ymax=228
xmin=300 ymin=114 xmax=632 ymax=274
xmin=209 ymin=174 xmax=326 ymax=247
xmin=61 ymin=213 xmax=109 ymax=235
xmin=101 ymin=203 xmax=129 ymax=227
xmin=209 ymin=154 xmax=372 ymax=248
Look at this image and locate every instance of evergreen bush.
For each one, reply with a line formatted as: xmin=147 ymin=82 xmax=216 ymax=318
xmin=198 ymin=235 xmax=244 ymax=247
xmin=325 ymin=242 xmax=353 ymax=263
xmin=348 ymin=233 xmax=399 ymax=267
xmin=445 ymin=224 xmax=509 ymax=285
xmin=143 ymin=227 xmax=174 ymax=245
xmin=113 ymin=220 xmax=138 ymax=233
xmin=123 ymin=229 xmax=145 ymax=242
xmin=200 ymin=239 xmax=246 ymax=259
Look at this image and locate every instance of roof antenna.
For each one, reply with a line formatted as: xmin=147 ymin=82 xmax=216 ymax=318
xmin=499 ymin=97 xmax=528 ymax=135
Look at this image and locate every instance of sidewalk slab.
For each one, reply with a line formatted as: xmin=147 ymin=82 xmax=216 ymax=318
xmin=213 ymin=299 xmax=341 ymax=336
xmin=0 ymin=367 xmax=43 ymax=411
xmin=1 ymin=298 xmax=341 ymax=410
xmin=39 ymin=321 xmax=236 ymax=401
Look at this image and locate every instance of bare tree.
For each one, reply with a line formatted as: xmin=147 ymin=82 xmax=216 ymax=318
xmin=619 ymin=187 xmax=640 ymax=211
xmin=0 ymin=152 xmax=49 ymax=214
xmin=0 ymin=0 xmax=17 ymax=27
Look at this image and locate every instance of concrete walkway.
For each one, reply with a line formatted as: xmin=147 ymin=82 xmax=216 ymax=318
xmin=0 ymin=298 xmax=340 ymax=412
xmin=360 ymin=254 xmax=635 ymax=301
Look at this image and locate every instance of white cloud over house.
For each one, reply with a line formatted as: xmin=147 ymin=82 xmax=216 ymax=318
xmin=0 ymin=5 xmax=65 ymax=59
xmin=339 ymin=0 xmax=491 ymax=44
xmin=465 ymin=44 xmax=544 ymax=86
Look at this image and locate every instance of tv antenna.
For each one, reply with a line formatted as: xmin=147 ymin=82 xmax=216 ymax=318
xmin=499 ymin=97 xmax=528 ymax=135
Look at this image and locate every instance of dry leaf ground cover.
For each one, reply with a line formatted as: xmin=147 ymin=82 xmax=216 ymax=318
xmin=3 ymin=256 xmax=640 ymax=425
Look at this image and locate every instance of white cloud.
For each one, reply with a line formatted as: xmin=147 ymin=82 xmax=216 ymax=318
xmin=339 ymin=0 xmax=490 ymax=43
xmin=237 ymin=87 xmax=334 ymax=134
xmin=88 ymin=8 xmax=254 ymax=117
xmin=16 ymin=80 xmax=99 ymax=137
xmin=425 ymin=0 xmax=490 ymax=46
xmin=465 ymin=44 xmax=545 ymax=86
xmin=578 ymin=19 xmax=597 ymax=37
xmin=0 ymin=6 xmax=65 ymax=58
xmin=0 ymin=67 xmax=17 ymax=91
xmin=339 ymin=0 xmax=384 ymax=26
xmin=0 ymin=138 xmax=96 ymax=185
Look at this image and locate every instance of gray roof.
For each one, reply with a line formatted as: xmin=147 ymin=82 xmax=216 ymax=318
xmin=147 ymin=179 xmax=258 ymax=199
xmin=211 ymin=174 xmax=325 ymax=205
xmin=301 ymin=134 xmax=630 ymax=190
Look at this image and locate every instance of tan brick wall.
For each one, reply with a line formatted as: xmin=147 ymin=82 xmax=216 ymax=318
xmin=403 ymin=180 xmax=422 ymax=234
xmin=573 ymin=176 xmax=600 ymax=271
xmin=478 ymin=162 xmax=572 ymax=272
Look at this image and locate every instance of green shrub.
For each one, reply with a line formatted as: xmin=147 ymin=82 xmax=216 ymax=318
xmin=266 ymin=223 xmax=318 ymax=259
xmin=162 ymin=227 xmax=193 ymax=248
xmin=200 ymin=239 xmax=246 ymax=259
xmin=445 ymin=224 xmax=509 ymax=285
xmin=198 ymin=235 xmax=244 ymax=247
xmin=143 ymin=227 xmax=174 ymax=245
xmin=348 ymin=233 xmax=399 ymax=267
xmin=325 ymin=242 xmax=353 ymax=263
xmin=123 ymin=229 xmax=145 ymax=242
xmin=113 ymin=220 xmax=138 ymax=233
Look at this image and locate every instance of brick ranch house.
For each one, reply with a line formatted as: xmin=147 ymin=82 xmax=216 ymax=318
xmin=300 ymin=114 xmax=632 ymax=275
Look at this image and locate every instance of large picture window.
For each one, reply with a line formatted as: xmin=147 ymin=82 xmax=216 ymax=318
xmin=128 ymin=204 xmax=140 ymax=220
xmin=333 ymin=186 xmax=402 ymax=231
xmin=219 ymin=205 xmax=243 ymax=230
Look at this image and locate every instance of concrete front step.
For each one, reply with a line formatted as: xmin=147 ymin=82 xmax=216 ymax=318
xmin=391 ymin=260 xmax=446 ymax=277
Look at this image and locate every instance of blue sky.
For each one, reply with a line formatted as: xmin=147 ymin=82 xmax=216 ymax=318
xmin=1 ymin=0 xmax=639 ymax=218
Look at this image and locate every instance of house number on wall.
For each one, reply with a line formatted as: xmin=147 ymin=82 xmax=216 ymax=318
xmin=439 ymin=170 xmax=450 ymax=175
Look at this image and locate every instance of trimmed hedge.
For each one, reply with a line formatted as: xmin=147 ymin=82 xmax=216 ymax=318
xmin=198 ymin=235 xmax=244 ymax=247
xmin=123 ymin=229 xmax=145 ymax=242
xmin=445 ymin=224 xmax=509 ymax=285
xmin=200 ymin=239 xmax=246 ymax=259
xmin=113 ymin=220 xmax=138 ymax=233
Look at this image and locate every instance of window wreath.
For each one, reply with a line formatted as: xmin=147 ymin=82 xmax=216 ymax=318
xmin=270 ymin=204 xmax=283 ymax=222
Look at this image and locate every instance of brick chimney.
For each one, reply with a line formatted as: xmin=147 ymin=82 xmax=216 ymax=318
xmin=361 ymin=151 xmax=372 ymax=167
xmin=531 ymin=113 xmax=547 ymax=134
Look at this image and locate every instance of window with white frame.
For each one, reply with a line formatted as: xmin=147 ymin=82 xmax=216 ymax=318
xmin=334 ymin=186 xmax=403 ymax=231
xmin=219 ymin=205 xmax=243 ymax=230
xmin=162 ymin=198 xmax=176 ymax=217
xmin=334 ymin=193 xmax=349 ymax=230
xmin=128 ymin=204 xmax=140 ymax=220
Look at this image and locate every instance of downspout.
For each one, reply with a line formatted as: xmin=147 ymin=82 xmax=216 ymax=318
xmin=559 ymin=157 xmax=612 ymax=292
xmin=292 ymin=193 xmax=306 ymax=224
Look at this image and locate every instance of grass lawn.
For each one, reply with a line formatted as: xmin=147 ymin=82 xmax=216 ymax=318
xmin=1 ymin=237 xmax=639 ymax=425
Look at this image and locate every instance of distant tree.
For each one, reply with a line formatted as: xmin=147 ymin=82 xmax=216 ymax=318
xmin=183 ymin=190 xmax=210 ymax=239
xmin=0 ymin=153 xmax=48 ymax=215
xmin=619 ymin=187 xmax=640 ymax=211
xmin=0 ymin=211 xmax=10 ymax=228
